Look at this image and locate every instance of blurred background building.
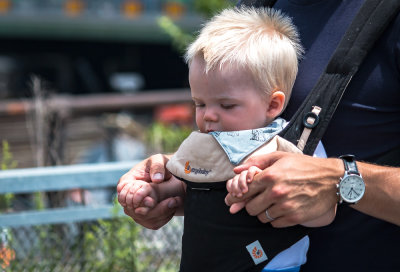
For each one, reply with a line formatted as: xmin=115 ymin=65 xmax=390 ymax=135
xmin=0 ymin=0 xmax=219 ymax=168
xmin=0 ymin=1 xmax=234 ymax=271
xmin=0 ymin=0 xmax=206 ymax=98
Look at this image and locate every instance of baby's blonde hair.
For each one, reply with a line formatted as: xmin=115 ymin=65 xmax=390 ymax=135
xmin=185 ymin=7 xmax=303 ymax=106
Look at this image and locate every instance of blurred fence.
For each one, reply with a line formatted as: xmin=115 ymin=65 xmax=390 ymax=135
xmin=0 ymin=161 xmax=183 ymax=271
xmin=0 ymin=89 xmax=192 ymax=168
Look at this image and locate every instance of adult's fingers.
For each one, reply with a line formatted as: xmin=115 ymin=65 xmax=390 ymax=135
xmin=117 ymin=158 xmax=151 ymax=193
xmin=147 ymin=154 xmax=172 ymax=183
xmin=256 ymin=208 xmax=294 ymax=228
xmin=117 ymin=153 xmax=172 ymax=193
xmin=228 ymin=201 xmax=246 ymax=214
xmin=233 ymin=152 xmax=286 ymax=174
xmin=257 ymin=206 xmax=276 ymax=223
xmin=124 ymin=196 xmax=183 ymax=230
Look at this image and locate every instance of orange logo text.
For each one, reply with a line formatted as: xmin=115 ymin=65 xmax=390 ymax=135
xmin=184 ymin=161 xmax=191 ymax=174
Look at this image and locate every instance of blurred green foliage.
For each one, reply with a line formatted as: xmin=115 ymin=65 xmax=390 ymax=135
xmin=158 ymin=0 xmax=234 ymax=53
xmin=83 ymin=202 xmax=139 ymax=272
xmin=157 ymin=16 xmax=194 ymax=53
xmin=1 ymin=140 xmax=17 ymax=171
xmin=0 ymin=141 xmax=17 ymax=212
xmin=145 ymin=122 xmax=192 ymax=153
xmin=194 ymin=0 xmax=235 ymax=18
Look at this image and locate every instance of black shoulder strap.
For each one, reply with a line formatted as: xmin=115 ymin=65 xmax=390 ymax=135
xmin=278 ymin=0 xmax=400 ymax=155
xmin=237 ymin=0 xmax=277 ymax=8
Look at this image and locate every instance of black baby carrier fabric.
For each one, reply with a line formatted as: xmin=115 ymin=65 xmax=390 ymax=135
xmin=179 ymin=180 xmax=308 ymax=272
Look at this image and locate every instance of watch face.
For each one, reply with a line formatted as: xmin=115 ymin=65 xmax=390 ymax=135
xmin=339 ymin=175 xmax=365 ymax=203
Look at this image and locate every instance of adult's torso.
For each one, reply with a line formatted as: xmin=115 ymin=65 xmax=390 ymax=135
xmin=275 ymin=0 xmax=400 ymax=271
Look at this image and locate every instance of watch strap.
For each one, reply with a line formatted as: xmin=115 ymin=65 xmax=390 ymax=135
xmin=339 ymin=154 xmax=359 ymax=175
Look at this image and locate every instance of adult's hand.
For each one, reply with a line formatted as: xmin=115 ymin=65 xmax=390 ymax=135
xmin=123 ymin=197 xmax=183 ymax=230
xmin=225 ymin=151 xmax=342 ymax=228
xmin=117 ymin=154 xmax=172 ymax=207
xmin=117 ymin=154 xmax=182 ymax=229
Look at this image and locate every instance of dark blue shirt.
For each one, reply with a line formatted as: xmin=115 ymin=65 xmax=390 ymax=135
xmin=274 ymin=0 xmax=400 ymax=271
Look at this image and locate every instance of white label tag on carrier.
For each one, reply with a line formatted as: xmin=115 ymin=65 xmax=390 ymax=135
xmin=246 ymin=240 xmax=268 ymax=265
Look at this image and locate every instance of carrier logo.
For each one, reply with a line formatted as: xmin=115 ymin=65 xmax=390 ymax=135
xmin=184 ymin=161 xmax=212 ymax=176
xmin=252 ymin=247 xmax=263 ymax=259
xmin=246 ymin=240 xmax=268 ymax=265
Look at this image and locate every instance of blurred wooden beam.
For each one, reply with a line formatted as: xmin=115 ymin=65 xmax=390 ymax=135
xmin=0 ymin=89 xmax=192 ymax=117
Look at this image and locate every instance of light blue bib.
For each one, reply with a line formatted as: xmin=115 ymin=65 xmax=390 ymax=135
xmin=209 ymin=118 xmax=286 ymax=165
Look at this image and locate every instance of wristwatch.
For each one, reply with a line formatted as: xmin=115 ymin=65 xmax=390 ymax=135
xmin=337 ymin=155 xmax=365 ymax=204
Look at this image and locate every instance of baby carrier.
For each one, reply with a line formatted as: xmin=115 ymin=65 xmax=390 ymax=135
xmin=168 ymin=122 xmax=308 ymax=271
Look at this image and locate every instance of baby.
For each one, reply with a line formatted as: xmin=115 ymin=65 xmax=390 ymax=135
xmin=120 ymin=7 xmax=334 ymax=272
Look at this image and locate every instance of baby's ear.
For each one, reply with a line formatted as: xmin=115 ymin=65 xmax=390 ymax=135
xmin=266 ymin=90 xmax=285 ymax=119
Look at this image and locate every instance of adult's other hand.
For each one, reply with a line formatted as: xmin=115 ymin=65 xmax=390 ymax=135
xmin=225 ymin=152 xmax=341 ymax=228
xmin=117 ymin=154 xmax=172 ymax=207
xmin=117 ymin=154 xmax=178 ymax=229
xmin=123 ymin=196 xmax=183 ymax=230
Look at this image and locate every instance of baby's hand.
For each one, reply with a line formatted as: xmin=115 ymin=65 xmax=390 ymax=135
xmin=227 ymin=166 xmax=261 ymax=198
xmin=226 ymin=166 xmax=261 ymax=214
xmin=119 ymin=180 xmax=159 ymax=215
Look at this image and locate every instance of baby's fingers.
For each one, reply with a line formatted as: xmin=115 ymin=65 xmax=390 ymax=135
xmin=131 ymin=185 xmax=154 ymax=208
xmin=227 ymin=175 xmax=240 ymax=197
xmin=246 ymin=166 xmax=262 ymax=183
xmin=237 ymin=170 xmax=250 ymax=195
xmin=122 ymin=183 xmax=143 ymax=209
xmin=226 ymin=178 xmax=233 ymax=193
xmin=228 ymin=172 xmax=246 ymax=197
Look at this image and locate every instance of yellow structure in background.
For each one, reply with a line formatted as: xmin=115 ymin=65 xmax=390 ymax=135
xmin=122 ymin=0 xmax=143 ymax=18
xmin=164 ymin=1 xmax=185 ymax=18
xmin=64 ymin=0 xmax=85 ymax=17
xmin=0 ymin=0 xmax=11 ymax=14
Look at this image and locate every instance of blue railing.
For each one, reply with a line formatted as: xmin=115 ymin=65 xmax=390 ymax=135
xmin=0 ymin=161 xmax=139 ymax=227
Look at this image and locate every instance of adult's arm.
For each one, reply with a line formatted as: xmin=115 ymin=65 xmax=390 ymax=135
xmin=117 ymin=154 xmax=184 ymax=229
xmin=225 ymin=152 xmax=400 ymax=227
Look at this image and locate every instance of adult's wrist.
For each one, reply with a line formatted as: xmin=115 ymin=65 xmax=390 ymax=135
xmin=336 ymin=155 xmax=366 ymax=205
xmin=326 ymin=157 xmax=345 ymax=184
xmin=317 ymin=157 xmax=344 ymax=204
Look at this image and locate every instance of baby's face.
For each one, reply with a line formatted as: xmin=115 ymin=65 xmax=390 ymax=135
xmin=189 ymin=55 xmax=273 ymax=133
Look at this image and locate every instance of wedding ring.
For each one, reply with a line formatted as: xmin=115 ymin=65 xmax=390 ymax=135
xmin=265 ymin=209 xmax=275 ymax=221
